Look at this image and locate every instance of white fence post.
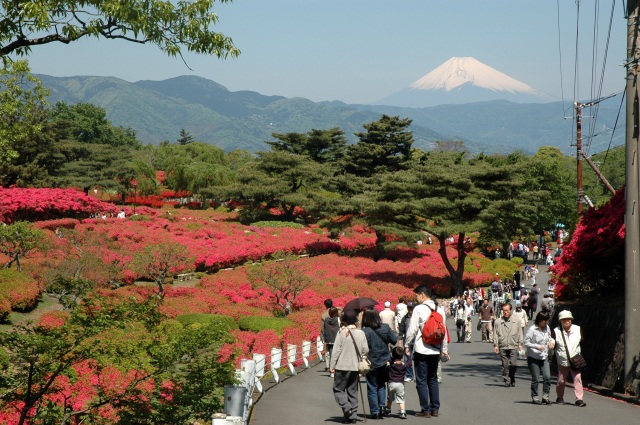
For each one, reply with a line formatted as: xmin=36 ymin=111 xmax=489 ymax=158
xmin=287 ymin=344 xmax=297 ymax=375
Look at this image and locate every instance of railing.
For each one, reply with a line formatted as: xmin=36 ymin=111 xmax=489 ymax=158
xmin=213 ymin=336 xmax=325 ymax=425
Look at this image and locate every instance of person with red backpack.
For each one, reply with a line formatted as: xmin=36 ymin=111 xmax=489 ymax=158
xmin=404 ymin=285 xmax=448 ymax=418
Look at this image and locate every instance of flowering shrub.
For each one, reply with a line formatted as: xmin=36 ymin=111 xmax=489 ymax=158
xmin=550 ymin=188 xmax=625 ymax=300
xmin=0 ymin=188 xmax=118 ymax=223
xmin=0 ymin=269 xmax=41 ymax=312
xmin=33 ymin=218 xmax=81 ymax=230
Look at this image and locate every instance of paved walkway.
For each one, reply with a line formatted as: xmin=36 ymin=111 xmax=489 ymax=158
xmin=249 ymin=263 xmax=639 ymax=424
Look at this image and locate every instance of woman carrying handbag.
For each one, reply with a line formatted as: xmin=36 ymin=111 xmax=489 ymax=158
xmin=362 ymin=308 xmax=398 ymax=419
xmin=330 ymin=310 xmax=370 ymax=424
xmin=553 ymin=310 xmax=586 ymax=407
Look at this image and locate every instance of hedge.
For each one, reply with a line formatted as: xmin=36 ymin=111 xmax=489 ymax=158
xmin=250 ymin=221 xmax=304 ymax=229
xmin=175 ymin=313 xmax=238 ymax=332
xmin=238 ymin=316 xmax=294 ymax=334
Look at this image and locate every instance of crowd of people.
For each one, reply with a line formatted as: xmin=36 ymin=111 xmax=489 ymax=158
xmin=319 ymin=263 xmax=585 ymax=423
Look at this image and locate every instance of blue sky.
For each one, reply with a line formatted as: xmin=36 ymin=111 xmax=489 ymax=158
xmin=26 ymin=0 xmax=626 ymax=105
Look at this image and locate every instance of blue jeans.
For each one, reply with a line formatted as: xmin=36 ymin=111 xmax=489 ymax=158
xmin=527 ymin=357 xmax=551 ymax=397
xmin=413 ymin=352 xmax=440 ymax=412
xmin=365 ymin=365 xmax=388 ymax=415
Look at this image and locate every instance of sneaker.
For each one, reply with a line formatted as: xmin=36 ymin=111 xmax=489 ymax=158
xmin=556 ymin=397 xmax=565 ymax=404
xmin=575 ymin=400 xmax=586 ymax=407
xmin=384 ymin=407 xmax=391 ymax=415
xmin=542 ymin=395 xmax=551 ymax=405
xmin=399 ymin=412 xmax=407 ymax=419
xmin=404 ymin=377 xmax=413 ymax=382
xmin=532 ymin=396 xmax=541 ymax=405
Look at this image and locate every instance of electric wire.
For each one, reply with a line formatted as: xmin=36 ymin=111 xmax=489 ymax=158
xmin=557 ymin=0 xmax=568 ymax=116
xmin=586 ymin=0 xmax=616 ymax=156
xmin=587 ymin=88 xmax=625 ymax=200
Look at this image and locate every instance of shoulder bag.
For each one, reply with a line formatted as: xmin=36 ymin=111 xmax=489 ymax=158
xmin=349 ymin=330 xmax=371 ymax=376
xmin=560 ymin=327 xmax=586 ymax=370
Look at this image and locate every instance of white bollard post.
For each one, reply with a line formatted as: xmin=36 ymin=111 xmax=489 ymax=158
xmin=271 ymin=348 xmax=282 ymax=384
xmin=287 ymin=344 xmax=297 ymax=375
xmin=253 ymin=353 xmax=266 ymax=393
xmin=316 ymin=336 xmax=324 ymax=361
xmin=253 ymin=354 xmax=266 ymax=378
xmin=302 ymin=340 xmax=311 ymax=368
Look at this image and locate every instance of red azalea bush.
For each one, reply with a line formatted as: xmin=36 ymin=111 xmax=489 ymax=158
xmin=37 ymin=310 xmax=70 ymax=329
xmin=33 ymin=218 xmax=81 ymax=230
xmin=0 ymin=188 xmax=118 ymax=223
xmin=550 ymin=187 xmax=625 ymax=300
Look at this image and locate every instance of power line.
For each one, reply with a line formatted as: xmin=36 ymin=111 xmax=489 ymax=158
xmin=557 ymin=0 xmax=568 ymax=116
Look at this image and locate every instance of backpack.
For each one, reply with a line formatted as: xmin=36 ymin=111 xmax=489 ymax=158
xmin=421 ymin=305 xmax=446 ymax=346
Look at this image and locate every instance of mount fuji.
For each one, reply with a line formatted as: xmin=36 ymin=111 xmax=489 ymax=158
xmin=375 ymin=57 xmax=555 ymax=107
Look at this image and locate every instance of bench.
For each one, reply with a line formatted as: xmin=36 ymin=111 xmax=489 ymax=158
xmin=176 ymin=273 xmax=195 ymax=281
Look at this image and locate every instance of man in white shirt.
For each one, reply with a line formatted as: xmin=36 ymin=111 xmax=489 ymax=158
xmin=464 ymin=297 xmax=475 ymax=343
xmin=404 ymin=285 xmax=448 ymax=418
xmin=380 ymin=301 xmax=396 ymax=332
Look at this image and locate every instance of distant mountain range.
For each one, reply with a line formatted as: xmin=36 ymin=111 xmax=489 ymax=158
xmin=37 ymin=71 xmax=624 ymax=155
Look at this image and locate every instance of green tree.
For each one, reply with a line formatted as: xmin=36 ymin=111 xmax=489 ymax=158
xmin=0 ymin=60 xmax=49 ymax=165
xmin=223 ymin=150 xmax=329 ymax=222
xmin=50 ymin=102 xmax=141 ymax=148
xmin=153 ymin=142 xmax=233 ymax=203
xmin=177 ymin=129 xmax=195 ymax=145
xmin=343 ymin=115 xmax=414 ymax=177
xmin=351 ymin=152 xmax=538 ymax=295
xmin=0 ymin=0 xmax=240 ymax=59
xmin=266 ymin=128 xmax=347 ymax=163
xmin=0 ymin=222 xmax=45 ymax=272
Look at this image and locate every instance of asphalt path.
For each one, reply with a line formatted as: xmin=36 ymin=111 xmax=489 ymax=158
xmin=249 ymin=263 xmax=639 ymax=424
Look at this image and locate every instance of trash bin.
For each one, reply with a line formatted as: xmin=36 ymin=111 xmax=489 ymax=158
xmin=224 ymin=386 xmax=248 ymax=417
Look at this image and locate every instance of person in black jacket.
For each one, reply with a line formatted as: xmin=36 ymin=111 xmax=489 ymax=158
xmin=323 ymin=307 xmax=341 ymax=377
xmin=362 ymin=307 xmax=398 ymax=419
xmin=398 ymin=302 xmax=415 ymax=381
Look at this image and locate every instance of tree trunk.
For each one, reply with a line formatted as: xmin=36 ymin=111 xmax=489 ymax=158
xmin=436 ymin=233 xmax=467 ymax=296
xmin=374 ymin=229 xmax=386 ymax=261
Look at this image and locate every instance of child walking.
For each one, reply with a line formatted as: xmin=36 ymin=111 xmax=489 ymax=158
xmin=385 ymin=346 xmax=411 ymax=419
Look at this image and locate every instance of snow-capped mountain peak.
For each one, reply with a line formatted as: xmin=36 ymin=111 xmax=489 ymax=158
xmin=410 ymin=56 xmax=539 ymax=94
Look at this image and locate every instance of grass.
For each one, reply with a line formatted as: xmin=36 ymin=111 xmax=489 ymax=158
xmin=0 ymin=293 xmax=61 ymax=332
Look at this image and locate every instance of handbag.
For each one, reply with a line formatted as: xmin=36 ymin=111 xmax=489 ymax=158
xmin=560 ymin=326 xmax=586 ymax=370
xmin=349 ymin=330 xmax=371 ymax=375
xmin=456 ymin=318 xmax=465 ymax=327
xmin=476 ymin=320 xmax=482 ymax=331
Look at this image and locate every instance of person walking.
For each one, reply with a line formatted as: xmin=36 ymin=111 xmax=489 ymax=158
xmin=384 ymin=346 xmax=412 ymax=419
xmin=380 ymin=301 xmax=397 ymax=332
xmin=524 ymin=311 xmax=555 ymax=404
xmin=330 ymin=310 xmax=369 ymax=424
xmin=454 ymin=301 xmax=466 ymax=343
xmin=322 ymin=307 xmax=341 ymax=378
xmin=553 ymin=310 xmax=586 ymax=407
xmin=493 ymin=303 xmax=524 ymax=387
xmin=362 ymin=308 xmax=397 ymax=419
xmin=478 ymin=298 xmax=494 ymax=343
xmin=512 ymin=301 xmax=528 ymax=340
xmin=464 ymin=297 xmax=474 ymax=343
xmin=404 ymin=285 xmax=448 ymax=418
xmin=398 ymin=301 xmax=415 ymax=382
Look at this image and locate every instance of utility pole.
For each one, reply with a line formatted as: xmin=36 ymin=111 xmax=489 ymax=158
xmin=625 ymin=0 xmax=640 ymax=392
xmin=576 ymin=103 xmax=584 ymax=213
